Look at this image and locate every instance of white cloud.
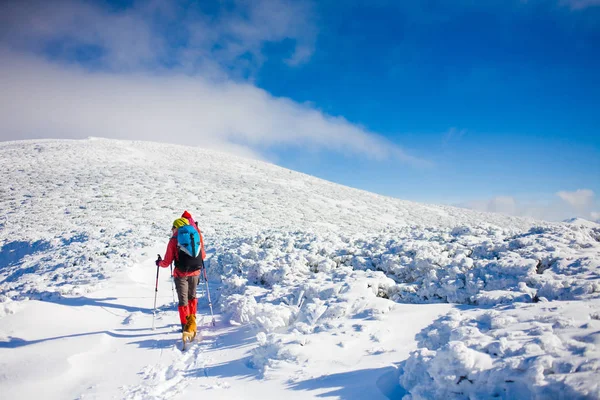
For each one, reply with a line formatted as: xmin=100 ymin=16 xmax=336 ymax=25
xmin=561 ymin=0 xmax=600 ymax=10
xmin=459 ymin=190 xmax=600 ymax=222
xmin=0 ymin=0 xmax=317 ymax=74
xmin=0 ymin=0 xmax=162 ymax=70
xmin=486 ymin=196 xmax=518 ymax=215
xmin=0 ymin=1 xmax=428 ymax=165
xmin=461 ymin=196 xmax=521 ymax=217
xmin=556 ymin=189 xmax=595 ymax=210
xmin=0 ymin=50 xmax=426 ymax=165
xmin=442 ymin=127 xmax=467 ymax=145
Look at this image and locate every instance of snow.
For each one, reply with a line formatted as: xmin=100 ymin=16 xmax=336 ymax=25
xmin=1 ymin=138 xmax=599 ymax=399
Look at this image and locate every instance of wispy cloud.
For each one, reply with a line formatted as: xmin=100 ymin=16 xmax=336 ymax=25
xmin=459 ymin=189 xmax=600 ymax=222
xmin=442 ymin=127 xmax=467 ymax=145
xmin=0 ymin=50 xmax=425 ymax=165
xmin=560 ymin=0 xmax=600 ymax=10
xmin=0 ymin=1 xmax=428 ymax=166
xmin=0 ymin=0 xmax=317 ymax=76
xmin=557 ymin=189 xmax=595 ymax=210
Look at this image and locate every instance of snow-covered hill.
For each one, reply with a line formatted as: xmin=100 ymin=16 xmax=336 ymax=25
xmin=1 ymin=138 xmax=599 ymax=399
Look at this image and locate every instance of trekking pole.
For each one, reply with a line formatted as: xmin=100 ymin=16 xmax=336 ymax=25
xmin=198 ymin=265 xmax=205 ymax=300
xmin=152 ymin=255 xmax=161 ymax=330
xmin=201 ymin=258 xmax=216 ymax=326
xmin=170 ymin=263 xmax=176 ymax=305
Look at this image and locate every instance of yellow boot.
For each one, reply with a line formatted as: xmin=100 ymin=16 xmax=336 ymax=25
xmin=184 ymin=314 xmax=196 ymax=335
xmin=182 ymin=314 xmax=197 ymax=349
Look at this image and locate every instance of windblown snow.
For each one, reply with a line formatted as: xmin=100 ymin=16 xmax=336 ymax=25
xmin=1 ymin=138 xmax=599 ymax=399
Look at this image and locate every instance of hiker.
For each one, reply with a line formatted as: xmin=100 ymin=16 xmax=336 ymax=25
xmin=156 ymin=211 xmax=206 ymax=334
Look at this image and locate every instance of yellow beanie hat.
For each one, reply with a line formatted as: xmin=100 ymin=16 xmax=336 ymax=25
xmin=172 ymin=217 xmax=189 ymax=229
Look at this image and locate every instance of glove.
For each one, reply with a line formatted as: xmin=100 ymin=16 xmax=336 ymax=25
xmin=155 ymin=254 xmax=162 ymax=267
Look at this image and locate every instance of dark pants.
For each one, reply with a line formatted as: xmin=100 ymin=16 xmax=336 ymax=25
xmin=174 ymin=275 xmax=199 ymax=306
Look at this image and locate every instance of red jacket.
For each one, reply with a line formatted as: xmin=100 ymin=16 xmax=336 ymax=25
xmin=158 ymin=214 xmax=206 ymax=277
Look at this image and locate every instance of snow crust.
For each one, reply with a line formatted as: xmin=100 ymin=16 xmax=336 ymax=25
xmin=1 ymin=138 xmax=599 ymax=399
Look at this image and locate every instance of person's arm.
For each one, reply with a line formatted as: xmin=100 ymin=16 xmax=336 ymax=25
xmin=158 ymin=238 xmax=177 ymax=267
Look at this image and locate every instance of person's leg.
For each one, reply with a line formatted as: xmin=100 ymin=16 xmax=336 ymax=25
xmin=185 ymin=275 xmax=200 ymax=333
xmin=188 ymin=275 xmax=200 ymax=315
xmin=174 ymin=276 xmax=189 ymax=328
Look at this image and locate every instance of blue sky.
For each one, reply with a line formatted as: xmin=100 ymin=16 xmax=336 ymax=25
xmin=0 ymin=0 xmax=598 ymax=220
xmin=258 ymin=1 xmax=600 ymax=200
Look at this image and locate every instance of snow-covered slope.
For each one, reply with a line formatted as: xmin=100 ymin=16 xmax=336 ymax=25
xmin=1 ymin=138 xmax=599 ymax=399
xmin=0 ymin=138 xmax=539 ymax=300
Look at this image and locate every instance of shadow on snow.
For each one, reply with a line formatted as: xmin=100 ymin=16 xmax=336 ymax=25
xmin=288 ymin=364 xmax=407 ymax=399
xmin=0 ymin=240 xmax=52 ymax=268
xmin=47 ymin=295 xmax=160 ymax=315
xmin=186 ymin=323 xmax=259 ymax=381
xmin=0 ymin=326 xmax=171 ymax=349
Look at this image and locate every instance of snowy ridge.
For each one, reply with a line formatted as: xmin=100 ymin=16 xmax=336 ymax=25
xmin=1 ymin=138 xmax=599 ymax=399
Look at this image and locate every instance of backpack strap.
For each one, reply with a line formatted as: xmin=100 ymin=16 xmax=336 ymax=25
xmin=191 ymin=232 xmax=196 ymax=258
xmin=171 ymin=235 xmax=179 ymax=261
